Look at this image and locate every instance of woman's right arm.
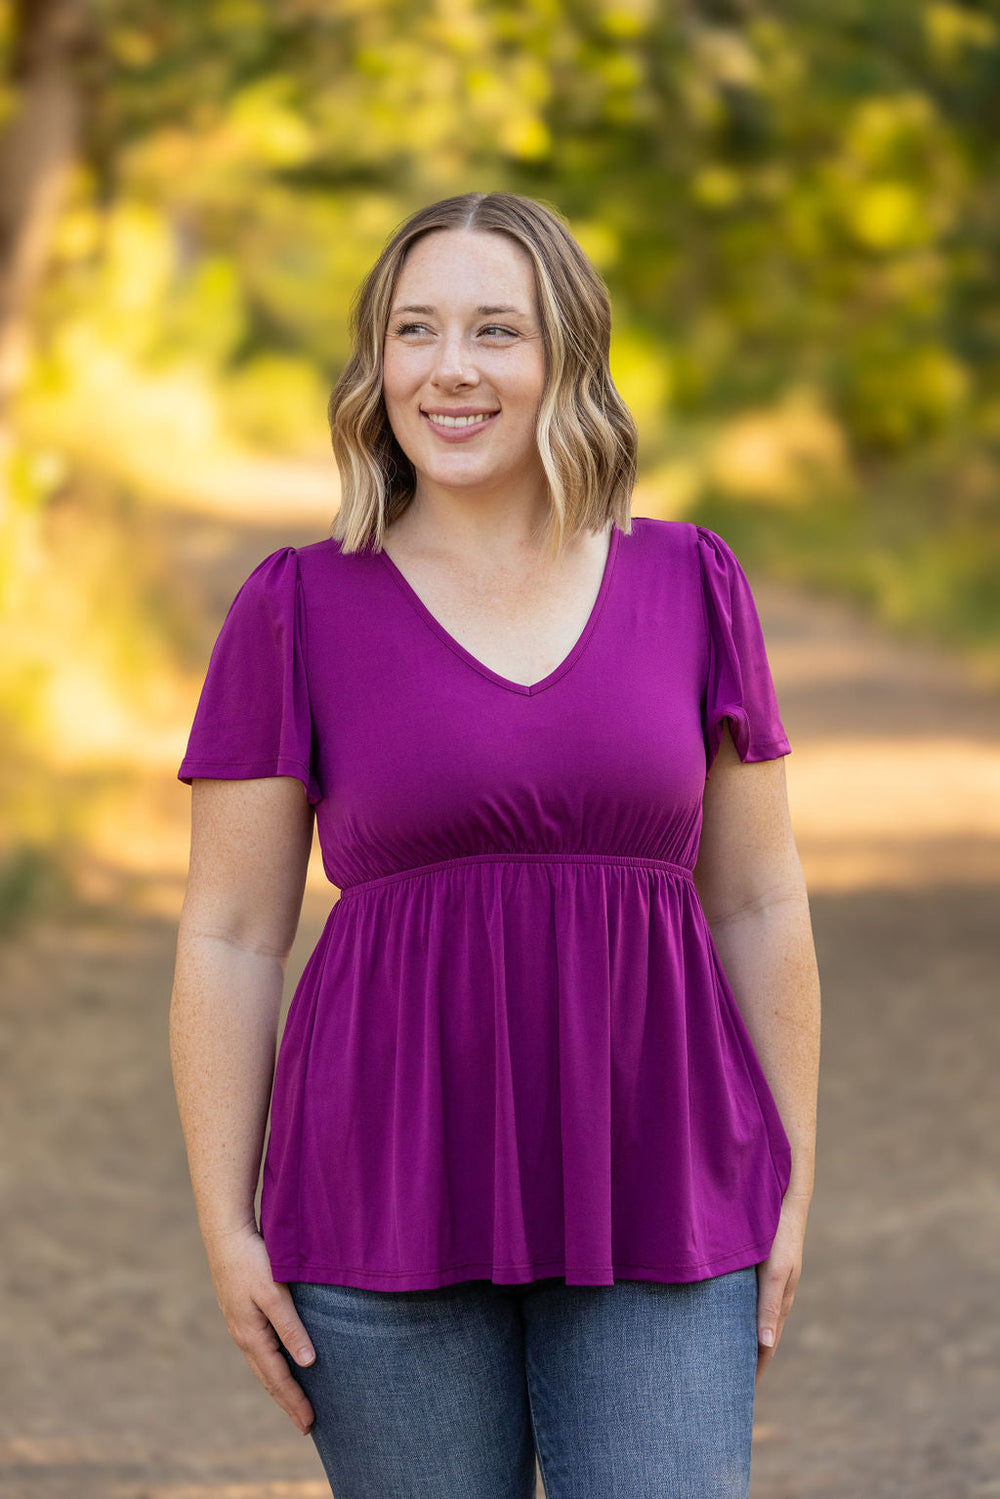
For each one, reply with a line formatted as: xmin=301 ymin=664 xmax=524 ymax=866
xmin=169 ymin=776 xmax=318 ymax=1436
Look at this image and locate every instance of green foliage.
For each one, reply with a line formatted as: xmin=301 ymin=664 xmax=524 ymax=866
xmin=10 ymin=0 xmax=1000 ymax=664
xmin=220 ymin=350 xmax=330 ymax=453
xmin=690 ymin=435 xmax=1000 ymax=659
xmin=0 ymin=841 xmax=76 ymax=939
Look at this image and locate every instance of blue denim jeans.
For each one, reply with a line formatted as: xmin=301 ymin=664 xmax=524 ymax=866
xmin=280 ymin=1265 xmax=759 ymax=1498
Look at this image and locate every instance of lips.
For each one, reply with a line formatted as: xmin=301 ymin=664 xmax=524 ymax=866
xmin=421 ymin=410 xmax=500 ymax=440
xmin=421 ymin=409 xmax=500 ymax=420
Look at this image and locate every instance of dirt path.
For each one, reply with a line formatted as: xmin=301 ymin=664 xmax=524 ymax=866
xmin=1 ymin=512 xmax=998 ymax=1498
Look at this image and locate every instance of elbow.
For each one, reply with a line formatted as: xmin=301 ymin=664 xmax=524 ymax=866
xmin=178 ymin=887 xmax=298 ymax=962
xmin=696 ymin=849 xmax=809 ymax=931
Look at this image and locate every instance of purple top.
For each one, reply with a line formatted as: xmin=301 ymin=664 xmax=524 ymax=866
xmin=178 ymin=517 xmax=793 ymax=1290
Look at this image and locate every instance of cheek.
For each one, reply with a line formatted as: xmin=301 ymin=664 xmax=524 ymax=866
xmin=381 ymin=357 xmax=399 ymax=401
xmin=381 ymin=348 xmax=419 ymax=400
xmin=509 ymin=351 xmax=546 ymax=406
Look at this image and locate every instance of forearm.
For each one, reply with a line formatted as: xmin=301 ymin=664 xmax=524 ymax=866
xmin=707 ymin=889 xmax=821 ymax=1203
xmin=169 ymin=927 xmax=286 ymax=1242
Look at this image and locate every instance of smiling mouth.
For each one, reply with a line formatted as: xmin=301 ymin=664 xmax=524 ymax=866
xmin=422 ymin=410 xmax=500 ymax=432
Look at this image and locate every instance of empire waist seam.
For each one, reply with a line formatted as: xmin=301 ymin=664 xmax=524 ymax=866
xmin=336 ymin=851 xmax=696 ymax=900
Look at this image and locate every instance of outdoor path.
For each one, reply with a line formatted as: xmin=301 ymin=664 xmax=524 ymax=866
xmin=1 ymin=510 xmax=998 ymax=1498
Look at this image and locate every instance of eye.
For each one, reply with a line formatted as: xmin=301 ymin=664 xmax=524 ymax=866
xmin=390 ymin=322 xmax=519 ymax=339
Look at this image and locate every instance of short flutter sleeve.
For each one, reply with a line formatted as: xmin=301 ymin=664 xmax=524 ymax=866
xmin=696 ymin=525 xmax=791 ymax=778
xmin=177 ymin=546 xmax=322 ymax=806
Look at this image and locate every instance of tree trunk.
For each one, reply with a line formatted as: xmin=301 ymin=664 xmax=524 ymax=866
xmin=0 ymin=0 xmax=90 ymax=436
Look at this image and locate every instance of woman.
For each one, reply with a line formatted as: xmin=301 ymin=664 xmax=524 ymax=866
xmin=171 ymin=190 xmax=821 ymax=1499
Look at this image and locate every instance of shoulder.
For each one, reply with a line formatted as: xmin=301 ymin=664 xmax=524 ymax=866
xmin=622 ymin=515 xmax=691 ymax=548
xmin=236 ymin=535 xmax=363 ymax=598
xmin=621 ymin=516 xmax=731 ymax=549
xmin=687 ymin=526 xmax=758 ymax=598
xmin=618 ymin=515 xmax=699 ymax=566
xmin=220 ymin=547 xmax=303 ymax=627
xmin=242 ymin=544 xmax=299 ymax=581
xmin=620 ymin=516 xmax=742 ymax=574
xmin=280 ymin=534 xmax=377 ymax=589
xmin=689 ymin=523 xmax=742 ymax=568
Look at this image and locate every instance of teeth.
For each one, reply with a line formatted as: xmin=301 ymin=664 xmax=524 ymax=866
xmin=426 ymin=412 xmax=496 ymax=428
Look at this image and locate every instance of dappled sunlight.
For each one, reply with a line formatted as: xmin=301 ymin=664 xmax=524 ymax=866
xmin=787 ymin=739 xmax=1000 ymax=891
xmin=788 ymin=739 xmax=1000 ymax=828
xmin=761 ymin=570 xmax=1000 ymax=891
xmin=706 ymin=387 xmax=850 ymax=505
xmin=15 ymin=341 xmax=338 ymax=521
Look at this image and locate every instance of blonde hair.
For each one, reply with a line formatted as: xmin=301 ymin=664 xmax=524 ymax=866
xmin=328 ymin=192 xmax=637 ymax=555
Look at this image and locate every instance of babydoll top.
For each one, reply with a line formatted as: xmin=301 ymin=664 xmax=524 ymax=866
xmin=178 ymin=516 xmax=793 ymax=1291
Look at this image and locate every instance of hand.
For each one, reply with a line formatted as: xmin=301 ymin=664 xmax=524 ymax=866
xmin=203 ymin=1221 xmax=317 ymax=1435
xmin=754 ymin=1191 xmax=809 ymax=1384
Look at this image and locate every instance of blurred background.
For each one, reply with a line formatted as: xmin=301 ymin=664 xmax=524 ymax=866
xmin=0 ymin=2 xmax=998 ymax=1496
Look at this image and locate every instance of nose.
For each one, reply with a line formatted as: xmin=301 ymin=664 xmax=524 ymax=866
xmin=431 ymin=327 xmax=480 ymax=388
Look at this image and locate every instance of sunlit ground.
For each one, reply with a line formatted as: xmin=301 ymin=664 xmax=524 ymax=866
xmin=759 ymin=576 xmax=1000 ymax=893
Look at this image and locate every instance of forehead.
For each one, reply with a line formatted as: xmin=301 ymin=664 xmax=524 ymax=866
xmin=393 ymin=229 xmax=537 ymax=305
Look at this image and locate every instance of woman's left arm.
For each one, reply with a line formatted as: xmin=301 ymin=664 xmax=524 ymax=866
xmin=693 ymin=721 xmax=822 ymax=1380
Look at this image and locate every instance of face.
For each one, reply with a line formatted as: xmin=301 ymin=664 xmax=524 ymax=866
xmin=381 ymin=229 xmax=547 ymax=504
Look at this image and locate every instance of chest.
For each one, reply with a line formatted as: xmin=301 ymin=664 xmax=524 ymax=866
xmin=300 ymin=526 xmax=712 ymax=883
xmin=379 ymin=532 xmax=615 ymax=690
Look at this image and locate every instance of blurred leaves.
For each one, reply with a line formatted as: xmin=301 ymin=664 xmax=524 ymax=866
xmin=14 ymin=0 xmax=997 ymax=479
xmin=2 ymin=0 xmax=1000 ymax=867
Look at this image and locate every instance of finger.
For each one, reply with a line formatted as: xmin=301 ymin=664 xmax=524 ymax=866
xmin=758 ymin=1298 xmax=780 ymax=1349
xmin=757 ymin=1265 xmax=793 ymax=1349
xmin=259 ymin=1284 xmax=317 ymax=1367
xmin=243 ymin=1333 xmax=316 ymax=1433
xmin=754 ymin=1341 xmax=776 ymax=1386
xmin=230 ymin=1313 xmax=316 ymax=1433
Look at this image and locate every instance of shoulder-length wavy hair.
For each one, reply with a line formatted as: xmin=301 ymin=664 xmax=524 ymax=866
xmin=328 ymin=191 xmax=637 ymax=555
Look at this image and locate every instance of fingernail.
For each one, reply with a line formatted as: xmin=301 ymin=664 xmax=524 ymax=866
xmin=760 ymin=1327 xmax=775 ymax=1346
xmin=297 ymin=1347 xmax=315 ymax=1365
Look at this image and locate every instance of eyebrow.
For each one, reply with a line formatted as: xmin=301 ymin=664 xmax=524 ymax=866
xmin=391 ymin=303 xmax=528 ymax=317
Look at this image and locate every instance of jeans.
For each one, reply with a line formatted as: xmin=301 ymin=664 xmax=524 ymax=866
xmin=280 ymin=1264 xmax=759 ymax=1498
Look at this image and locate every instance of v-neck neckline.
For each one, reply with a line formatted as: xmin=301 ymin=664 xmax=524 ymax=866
xmin=377 ymin=523 xmax=621 ymax=697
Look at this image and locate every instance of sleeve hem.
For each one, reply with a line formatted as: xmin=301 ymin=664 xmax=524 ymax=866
xmin=177 ymin=756 xmax=322 ymax=805
xmin=741 ymin=739 xmax=792 ymax=762
xmin=712 ymin=709 xmax=791 ymax=762
xmin=705 ymin=701 xmax=791 ymax=778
